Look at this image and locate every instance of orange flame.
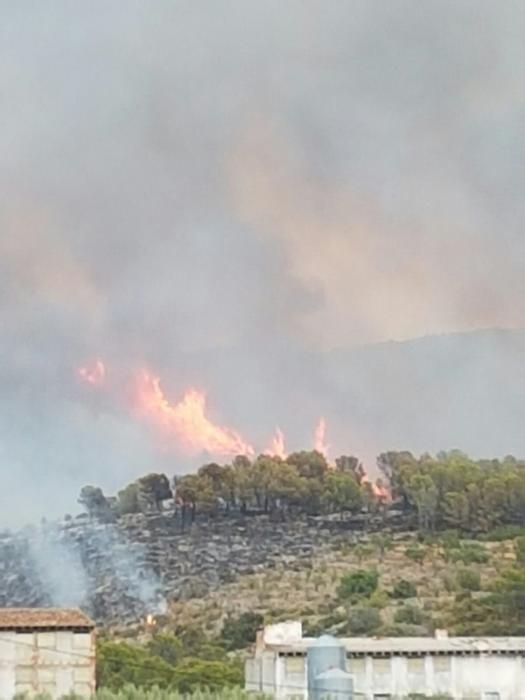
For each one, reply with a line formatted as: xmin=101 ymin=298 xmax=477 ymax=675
xmin=360 ymin=471 xmax=390 ymax=501
xmin=265 ymin=427 xmax=286 ymax=459
xmin=314 ymin=417 xmax=329 ymax=457
xmin=136 ymin=371 xmax=255 ymax=457
xmin=78 ymin=359 xmax=105 ymax=386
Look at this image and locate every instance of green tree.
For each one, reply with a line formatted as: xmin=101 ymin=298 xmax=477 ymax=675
xmin=323 ymin=472 xmax=362 ymax=517
xmin=78 ymin=486 xmax=112 ymax=521
xmin=137 ymin=473 xmax=172 ymax=512
xmin=221 ymin=612 xmax=264 ymax=651
xmin=407 ymin=474 xmax=438 ymax=532
xmin=456 ymin=568 xmax=481 ymax=592
xmin=117 ymin=483 xmax=140 ymax=515
xmin=394 ymin=604 xmax=426 ymax=626
xmin=391 ymin=579 xmax=417 ymax=599
xmin=286 ymin=450 xmax=328 ymax=480
xmin=146 ymin=633 xmax=183 ymax=666
xmin=337 ymin=569 xmax=378 ymax=601
xmin=96 ymin=640 xmax=175 ymax=690
xmin=172 ymin=658 xmax=242 ymax=693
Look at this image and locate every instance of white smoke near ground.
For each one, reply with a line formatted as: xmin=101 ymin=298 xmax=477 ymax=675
xmin=16 ymin=520 xmax=167 ymax=618
xmin=25 ymin=524 xmax=88 ymax=608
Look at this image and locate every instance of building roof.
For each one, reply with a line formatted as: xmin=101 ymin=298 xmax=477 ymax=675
xmin=269 ymin=636 xmax=525 ymax=656
xmin=0 ymin=608 xmax=95 ymax=631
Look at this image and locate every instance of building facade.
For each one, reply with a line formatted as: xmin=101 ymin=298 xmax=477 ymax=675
xmin=245 ymin=622 xmax=525 ymax=700
xmin=0 ymin=608 xmax=95 ymax=699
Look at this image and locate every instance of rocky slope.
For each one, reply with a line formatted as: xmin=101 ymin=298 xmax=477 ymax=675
xmin=0 ymin=510 xmax=378 ymax=626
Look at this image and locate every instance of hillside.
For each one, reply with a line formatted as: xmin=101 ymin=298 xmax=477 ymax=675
xmin=3 ymin=446 xmax=525 ymax=639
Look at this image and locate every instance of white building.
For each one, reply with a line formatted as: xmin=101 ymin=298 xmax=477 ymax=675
xmin=245 ymin=622 xmax=525 ymax=700
xmin=0 ymin=608 xmax=96 ymax=699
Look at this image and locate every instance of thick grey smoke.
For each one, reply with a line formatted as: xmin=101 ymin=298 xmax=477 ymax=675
xmin=2 ymin=1 xmax=525 ymax=523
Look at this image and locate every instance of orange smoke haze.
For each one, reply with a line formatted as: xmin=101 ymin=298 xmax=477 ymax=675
xmin=135 ymin=370 xmax=255 ymax=457
xmin=78 ymin=360 xmax=106 ymax=386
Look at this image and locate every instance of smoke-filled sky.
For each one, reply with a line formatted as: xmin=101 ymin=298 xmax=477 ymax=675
xmin=2 ymin=1 xmax=525 ymax=523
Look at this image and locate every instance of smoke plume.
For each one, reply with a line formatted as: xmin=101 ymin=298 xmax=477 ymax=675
xmin=2 ymin=2 xmax=525 ymax=523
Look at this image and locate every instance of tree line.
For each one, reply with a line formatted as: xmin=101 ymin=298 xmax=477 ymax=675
xmin=79 ymin=451 xmax=380 ymax=523
xmin=379 ymin=450 xmax=525 ymax=533
xmin=79 ymin=449 xmax=525 ymax=535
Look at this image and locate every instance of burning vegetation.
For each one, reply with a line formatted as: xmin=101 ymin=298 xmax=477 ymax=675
xmin=77 ymin=358 xmax=343 ymax=464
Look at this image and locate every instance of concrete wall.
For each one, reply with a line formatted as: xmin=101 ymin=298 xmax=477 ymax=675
xmin=247 ymin=652 xmax=525 ymax=700
xmin=0 ymin=631 xmax=95 ymax=699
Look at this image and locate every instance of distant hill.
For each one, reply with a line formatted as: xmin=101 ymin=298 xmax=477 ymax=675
xmin=321 ymin=328 xmax=525 ymax=460
xmin=206 ymin=327 xmax=525 ymax=462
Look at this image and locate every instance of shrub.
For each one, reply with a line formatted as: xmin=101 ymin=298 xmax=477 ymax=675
xmin=347 ymin=606 xmax=382 ymax=634
xmin=482 ymin=525 xmax=525 ymax=542
xmin=369 ymin=590 xmax=389 ymax=609
xmin=405 ymin=545 xmax=425 ymax=565
xmin=456 ymin=568 xmax=481 ymax=592
xmin=337 ymin=569 xmax=378 ymax=601
xmin=440 ymin=530 xmax=461 ymax=549
xmin=391 ymin=579 xmax=417 ymax=599
xmin=448 ymin=543 xmax=488 ymax=565
xmin=394 ymin=603 xmax=426 ymax=626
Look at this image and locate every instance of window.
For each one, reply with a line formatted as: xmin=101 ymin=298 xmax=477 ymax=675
xmin=484 ymin=693 xmax=500 ymax=700
xmin=347 ymin=657 xmax=366 ymax=678
xmin=407 ymin=658 xmax=425 ymax=674
xmin=373 ymin=658 xmax=391 ymax=676
xmin=37 ymin=668 xmax=56 ymax=685
xmin=73 ymin=633 xmax=92 ymax=650
xmin=285 ymin=656 xmax=305 ymax=675
xmin=434 ymin=656 xmax=451 ymax=673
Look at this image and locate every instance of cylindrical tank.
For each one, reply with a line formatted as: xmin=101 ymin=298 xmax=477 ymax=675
xmin=314 ymin=667 xmax=354 ymax=700
xmin=307 ymin=635 xmax=348 ymax=700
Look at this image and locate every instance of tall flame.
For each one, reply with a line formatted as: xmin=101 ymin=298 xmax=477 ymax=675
xmin=265 ymin=427 xmax=286 ymax=459
xmin=136 ymin=371 xmax=255 ymax=457
xmin=314 ymin=417 xmax=329 ymax=457
xmin=359 ymin=472 xmax=390 ymax=501
xmin=78 ymin=359 xmax=105 ymax=386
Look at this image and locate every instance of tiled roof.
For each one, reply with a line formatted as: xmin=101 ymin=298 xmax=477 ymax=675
xmin=0 ymin=608 xmax=95 ymax=630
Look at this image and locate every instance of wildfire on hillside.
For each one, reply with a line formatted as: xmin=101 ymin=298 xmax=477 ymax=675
xmin=75 ymin=358 xmax=390 ymax=500
xmin=135 ymin=370 xmax=255 ymax=457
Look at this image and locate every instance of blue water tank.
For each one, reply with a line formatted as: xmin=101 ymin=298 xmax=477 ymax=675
xmin=314 ymin=667 xmax=354 ymax=700
xmin=307 ymin=636 xmax=348 ymax=700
